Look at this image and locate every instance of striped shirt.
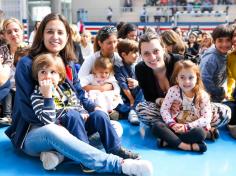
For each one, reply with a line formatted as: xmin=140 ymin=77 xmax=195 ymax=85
xmin=31 ymin=83 xmax=88 ymax=125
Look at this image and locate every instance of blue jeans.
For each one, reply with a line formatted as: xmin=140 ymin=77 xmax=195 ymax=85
xmin=60 ymin=110 xmax=121 ymax=153
xmin=23 ymin=123 xmax=122 ymax=173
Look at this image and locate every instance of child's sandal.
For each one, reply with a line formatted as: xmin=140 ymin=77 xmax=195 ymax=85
xmin=209 ymin=128 xmax=220 ymax=141
xmin=191 ymin=142 xmax=207 ymax=153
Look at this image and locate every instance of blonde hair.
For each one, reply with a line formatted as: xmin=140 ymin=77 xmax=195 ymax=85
xmin=171 ymin=60 xmax=208 ymax=106
xmin=32 ymin=53 xmax=66 ymax=84
xmin=92 ymin=57 xmax=113 ymax=74
xmin=70 ymin=24 xmax=81 ymax=43
xmin=2 ymin=18 xmax=23 ymax=32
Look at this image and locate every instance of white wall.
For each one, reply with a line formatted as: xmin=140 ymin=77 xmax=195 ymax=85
xmin=72 ymin=0 xmax=121 ymax=23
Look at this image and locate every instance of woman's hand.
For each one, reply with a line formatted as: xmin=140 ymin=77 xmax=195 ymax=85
xmin=100 ymin=83 xmax=113 ymax=92
xmin=39 ymin=79 xmax=53 ymax=98
xmin=127 ymin=78 xmax=139 ymax=89
xmin=155 ymin=98 xmax=164 ymax=107
xmin=81 ymin=114 xmax=89 ymax=122
xmin=0 ymin=59 xmax=11 ymax=86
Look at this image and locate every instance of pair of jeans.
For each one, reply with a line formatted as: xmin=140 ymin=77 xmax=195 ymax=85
xmin=60 ymin=110 xmax=121 ymax=153
xmin=23 ymin=123 xmax=122 ymax=173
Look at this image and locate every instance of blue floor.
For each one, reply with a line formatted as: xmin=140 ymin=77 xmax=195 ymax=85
xmin=0 ymin=120 xmax=236 ymax=176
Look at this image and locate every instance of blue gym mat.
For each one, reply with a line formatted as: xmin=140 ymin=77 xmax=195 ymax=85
xmin=0 ymin=120 xmax=236 ymax=176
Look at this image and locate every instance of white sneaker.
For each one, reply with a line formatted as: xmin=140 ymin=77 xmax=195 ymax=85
xmin=128 ymin=110 xmax=140 ymax=126
xmin=121 ymin=159 xmax=153 ymax=176
xmin=40 ymin=151 xmax=64 ymax=170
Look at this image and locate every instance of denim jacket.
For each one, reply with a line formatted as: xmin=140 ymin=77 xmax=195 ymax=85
xmin=200 ymin=46 xmax=227 ymax=102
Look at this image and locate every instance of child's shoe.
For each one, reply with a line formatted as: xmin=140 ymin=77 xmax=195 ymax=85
xmin=109 ymin=110 xmax=120 ymax=121
xmin=112 ymin=146 xmax=140 ymax=159
xmin=40 ymin=151 xmax=64 ymax=170
xmin=121 ymin=159 xmax=153 ymax=176
xmin=128 ymin=110 xmax=140 ymax=126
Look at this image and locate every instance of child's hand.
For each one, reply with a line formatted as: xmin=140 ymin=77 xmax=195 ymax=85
xmin=127 ymin=78 xmax=138 ymax=89
xmin=39 ymin=79 xmax=53 ymax=98
xmin=81 ymin=114 xmax=89 ymax=122
xmin=170 ymin=100 xmax=181 ymax=114
xmin=172 ymin=123 xmax=185 ymax=134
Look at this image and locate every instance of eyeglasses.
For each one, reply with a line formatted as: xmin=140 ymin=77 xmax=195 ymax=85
xmin=98 ymin=26 xmax=117 ymax=36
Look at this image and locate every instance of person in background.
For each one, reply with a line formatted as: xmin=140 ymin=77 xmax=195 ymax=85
xmin=187 ymin=31 xmax=200 ymax=56
xmin=80 ymin=57 xmax=123 ymax=119
xmin=115 ymin=39 xmax=144 ymax=125
xmin=118 ymin=23 xmax=138 ymax=41
xmin=80 ymin=30 xmax=94 ymax=59
xmin=0 ymin=58 xmax=11 ymax=126
xmin=77 ymin=19 xmax=84 ymax=34
xmin=0 ymin=18 xmax=25 ymax=125
xmin=70 ymin=24 xmax=84 ymax=72
xmin=28 ymin=21 xmax=40 ymax=46
xmin=107 ymin=6 xmax=113 ymax=23
xmin=158 ymin=60 xmax=211 ymax=153
xmin=172 ymin=26 xmax=183 ymax=39
xmin=199 ymin=31 xmax=213 ymax=55
xmin=161 ymin=30 xmax=186 ymax=55
xmin=4 ymin=13 xmax=153 ymax=176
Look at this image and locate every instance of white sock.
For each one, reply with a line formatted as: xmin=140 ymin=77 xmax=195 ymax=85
xmin=40 ymin=151 xmax=64 ymax=170
xmin=121 ymin=159 xmax=153 ymax=176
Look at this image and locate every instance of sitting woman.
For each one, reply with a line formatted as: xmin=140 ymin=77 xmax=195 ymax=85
xmin=5 ymin=13 xmax=153 ymax=176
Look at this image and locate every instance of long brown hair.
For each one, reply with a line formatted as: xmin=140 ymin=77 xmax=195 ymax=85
xmin=171 ymin=60 xmax=208 ymax=106
xmin=29 ymin=13 xmax=76 ymax=64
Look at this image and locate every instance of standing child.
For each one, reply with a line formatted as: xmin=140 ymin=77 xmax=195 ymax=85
xmin=115 ymin=39 xmax=144 ymax=125
xmin=31 ymin=53 xmax=139 ymax=170
xmin=159 ymin=60 xmax=211 ymax=153
xmin=80 ymin=57 xmax=123 ymax=120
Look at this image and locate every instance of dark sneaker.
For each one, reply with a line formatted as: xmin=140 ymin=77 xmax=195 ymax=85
xmin=113 ymin=147 xmax=140 ymax=159
xmin=79 ymin=163 xmax=95 ymax=173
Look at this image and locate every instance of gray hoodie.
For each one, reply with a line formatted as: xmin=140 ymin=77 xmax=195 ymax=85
xmin=199 ymin=46 xmax=226 ymax=102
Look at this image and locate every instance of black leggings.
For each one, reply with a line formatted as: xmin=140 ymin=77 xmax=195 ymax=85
xmin=152 ymin=120 xmax=207 ymax=148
